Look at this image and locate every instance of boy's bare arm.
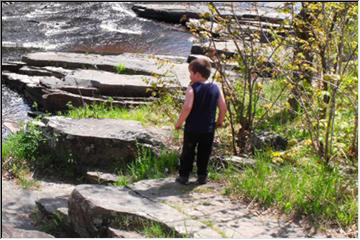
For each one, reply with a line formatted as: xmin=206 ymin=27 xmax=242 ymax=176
xmin=216 ymin=89 xmax=227 ymax=127
xmin=175 ymin=86 xmax=194 ymax=129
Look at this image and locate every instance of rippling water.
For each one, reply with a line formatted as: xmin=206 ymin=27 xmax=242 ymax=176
xmin=1 ymin=85 xmax=30 ymax=139
xmin=2 ymin=2 xmax=193 ymax=58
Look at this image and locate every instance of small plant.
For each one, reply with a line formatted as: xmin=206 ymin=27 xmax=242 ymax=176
xmin=127 ymin=147 xmax=178 ymax=181
xmin=112 ymin=147 xmax=179 ymax=186
xmin=143 ymin=223 xmax=177 ymax=238
xmin=2 ymin=122 xmax=47 ymax=187
xmin=30 ymin=209 xmax=78 ymax=237
xmin=113 ymin=175 xmax=130 ymax=187
xmin=116 ymin=63 xmax=126 ymax=74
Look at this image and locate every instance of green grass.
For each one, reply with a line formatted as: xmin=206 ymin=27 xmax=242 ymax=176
xmin=2 ymin=121 xmax=80 ymax=183
xmin=2 ymin=123 xmax=46 ymax=188
xmin=64 ymin=102 xmax=176 ymax=127
xmin=223 ymin=149 xmax=358 ymax=228
xmin=113 ymin=147 xmax=179 ymax=187
xmin=143 ymin=223 xmax=178 ymax=238
xmin=116 ymin=63 xmax=126 ymax=74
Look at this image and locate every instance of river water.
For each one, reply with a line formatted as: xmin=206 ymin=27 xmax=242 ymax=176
xmin=1 ymin=2 xmax=194 ymax=139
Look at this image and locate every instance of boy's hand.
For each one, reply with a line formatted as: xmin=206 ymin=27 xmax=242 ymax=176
xmin=216 ymin=122 xmax=223 ymax=128
xmin=175 ymin=123 xmax=182 ymax=130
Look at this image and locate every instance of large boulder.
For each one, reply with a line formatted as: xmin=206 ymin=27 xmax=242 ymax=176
xmin=68 ymin=184 xmax=221 ymax=238
xmin=39 ymin=116 xmax=172 ymax=172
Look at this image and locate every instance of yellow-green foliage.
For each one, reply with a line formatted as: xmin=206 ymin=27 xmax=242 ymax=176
xmin=223 ymin=150 xmax=358 ymax=228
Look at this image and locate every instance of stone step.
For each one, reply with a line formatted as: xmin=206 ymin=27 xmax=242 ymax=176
xmin=86 ymin=171 xmax=119 ymax=184
xmin=35 ymin=196 xmax=69 ymax=225
xmin=39 ymin=116 xmax=171 ymax=172
xmin=68 ymin=184 xmax=222 ymax=238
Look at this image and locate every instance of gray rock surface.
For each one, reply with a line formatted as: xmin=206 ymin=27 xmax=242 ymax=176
xmin=132 ymin=3 xmax=290 ymax=24
xmin=107 ymin=227 xmax=144 ymax=238
xmin=128 ymin=178 xmax=323 ymax=238
xmin=2 ymin=224 xmax=54 ymax=238
xmin=1 ymin=71 xmax=152 ymax=112
xmin=187 ymin=18 xmax=278 ymax=43
xmin=223 ymin=155 xmax=256 ymax=169
xmin=2 ymin=51 xmax=219 ymax=112
xmin=22 ymin=52 xmax=190 ymax=83
xmin=40 ymin=116 xmax=172 ymax=171
xmin=1 ymin=61 xmax=26 ymax=72
xmin=68 ymin=184 xmax=221 ymax=238
xmin=35 ymin=195 xmax=72 ymax=234
xmin=2 ymin=179 xmax=74 ymax=233
xmin=253 ymin=131 xmax=288 ymax=150
xmin=62 ymin=69 xmax=163 ymax=97
xmin=35 ymin=195 xmax=69 ymax=219
xmin=86 ymin=171 xmax=119 ymax=184
xmin=3 ymin=121 xmax=21 ymax=134
xmin=18 ymin=66 xmax=57 ymax=77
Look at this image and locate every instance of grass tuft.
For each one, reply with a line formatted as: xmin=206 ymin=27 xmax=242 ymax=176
xmin=223 ymin=150 xmax=358 ymax=228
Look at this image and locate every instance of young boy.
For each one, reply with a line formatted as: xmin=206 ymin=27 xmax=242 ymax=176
xmin=175 ymin=58 xmax=227 ymax=185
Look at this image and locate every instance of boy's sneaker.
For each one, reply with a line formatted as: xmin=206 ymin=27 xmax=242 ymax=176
xmin=196 ymin=175 xmax=208 ymax=185
xmin=175 ymin=176 xmax=189 ymax=185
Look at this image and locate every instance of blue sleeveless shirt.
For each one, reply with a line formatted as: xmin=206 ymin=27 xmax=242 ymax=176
xmin=185 ymin=82 xmax=220 ymax=133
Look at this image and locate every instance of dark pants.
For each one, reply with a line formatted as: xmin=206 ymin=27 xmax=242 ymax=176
xmin=179 ymin=131 xmax=215 ymax=178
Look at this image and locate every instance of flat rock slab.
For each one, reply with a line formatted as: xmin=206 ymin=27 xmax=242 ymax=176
xmin=40 ymin=116 xmax=172 ymax=171
xmin=86 ymin=171 xmax=118 ymax=184
xmin=1 ymin=61 xmax=26 ymax=72
xmin=1 ymin=71 xmax=151 ymax=112
xmin=22 ymin=52 xmax=190 ymax=87
xmin=132 ymin=3 xmax=290 ymax=24
xmin=68 ymin=184 xmax=221 ymax=238
xmin=191 ymin=40 xmax=275 ymax=58
xmin=2 ymin=179 xmax=74 ymax=232
xmin=60 ymin=69 xmax=163 ymax=97
xmin=128 ymin=178 xmax=324 ymax=238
